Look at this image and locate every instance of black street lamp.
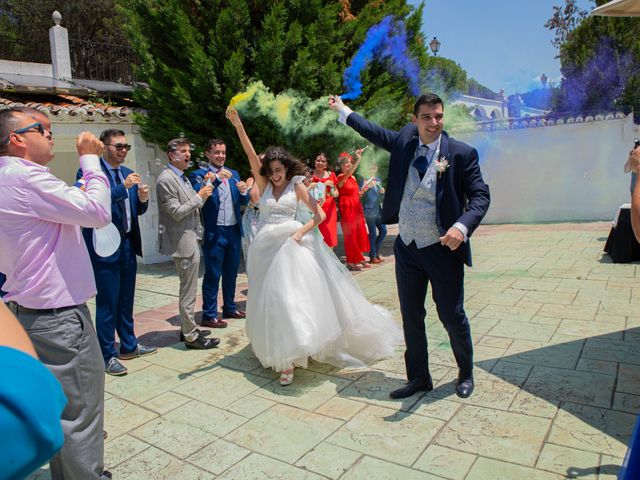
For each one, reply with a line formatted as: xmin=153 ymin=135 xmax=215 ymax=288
xmin=429 ymin=36 xmax=441 ymax=57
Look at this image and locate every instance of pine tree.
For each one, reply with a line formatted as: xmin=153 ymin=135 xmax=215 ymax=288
xmin=118 ymin=0 xmax=429 ymax=175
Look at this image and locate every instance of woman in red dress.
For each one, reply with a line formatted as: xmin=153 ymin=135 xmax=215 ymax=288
xmin=337 ymin=150 xmax=370 ymax=271
xmin=311 ymin=152 xmax=339 ymax=248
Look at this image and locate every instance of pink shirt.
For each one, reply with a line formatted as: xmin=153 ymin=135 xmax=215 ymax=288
xmin=0 ymin=154 xmax=111 ymax=308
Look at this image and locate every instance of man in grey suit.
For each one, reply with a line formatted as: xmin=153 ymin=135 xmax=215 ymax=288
xmin=156 ymin=138 xmax=220 ymax=349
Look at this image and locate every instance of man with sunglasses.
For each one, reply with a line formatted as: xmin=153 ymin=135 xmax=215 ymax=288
xmin=76 ymin=129 xmax=157 ymax=376
xmin=0 ymin=108 xmax=112 ymax=479
xmin=0 ymin=106 xmax=52 ymax=298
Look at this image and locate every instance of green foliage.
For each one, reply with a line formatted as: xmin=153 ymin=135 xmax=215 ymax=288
xmin=422 ymin=56 xmax=468 ymax=97
xmin=544 ymin=0 xmax=589 ymax=54
xmin=466 ymin=78 xmax=498 ymax=100
xmin=0 ymin=0 xmax=127 ymax=63
xmin=548 ymin=1 xmax=640 ymax=117
xmin=118 ymin=0 xmax=430 ymax=176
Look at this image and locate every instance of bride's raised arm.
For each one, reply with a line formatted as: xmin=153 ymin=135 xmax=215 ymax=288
xmin=226 ymin=108 xmax=268 ymax=194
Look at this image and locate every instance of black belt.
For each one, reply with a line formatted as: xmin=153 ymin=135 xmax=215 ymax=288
xmin=122 ymin=231 xmax=132 ymax=240
xmin=7 ymin=301 xmax=81 ymax=315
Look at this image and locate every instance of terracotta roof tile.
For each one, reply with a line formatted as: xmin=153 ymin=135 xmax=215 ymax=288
xmin=0 ymin=93 xmax=143 ymax=118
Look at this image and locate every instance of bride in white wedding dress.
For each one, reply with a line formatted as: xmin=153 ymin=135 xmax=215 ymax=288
xmin=227 ymin=108 xmax=402 ymax=386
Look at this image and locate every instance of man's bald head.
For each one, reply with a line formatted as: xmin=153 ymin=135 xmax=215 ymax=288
xmin=0 ymin=109 xmax=54 ymax=165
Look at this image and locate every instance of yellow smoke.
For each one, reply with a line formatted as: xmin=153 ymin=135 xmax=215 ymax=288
xmin=227 ymin=81 xmax=387 ymax=172
xmin=275 ymin=96 xmax=292 ymax=125
xmin=228 ymin=82 xmax=263 ymax=109
xmin=228 ymin=81 xmax=297 ymax=129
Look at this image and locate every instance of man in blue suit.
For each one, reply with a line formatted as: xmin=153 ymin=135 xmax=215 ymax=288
xmin=330 ymin=93 xmax=490 ymax=399
xmin=189 ymin=139 xmax=248 ymax=328
xmin=77 ymin=129 xmax=157 ymax=376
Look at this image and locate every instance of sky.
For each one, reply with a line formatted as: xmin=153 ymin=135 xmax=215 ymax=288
xmin=407 ymin=0 xmax=595 ymax=95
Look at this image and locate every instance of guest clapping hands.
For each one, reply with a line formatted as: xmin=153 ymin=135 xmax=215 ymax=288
xmin=336 ymin=148 xmax=370 ymax=271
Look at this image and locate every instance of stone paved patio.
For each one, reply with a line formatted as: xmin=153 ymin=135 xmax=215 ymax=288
xmin=28 ymin=222 xmax=640 ymax=479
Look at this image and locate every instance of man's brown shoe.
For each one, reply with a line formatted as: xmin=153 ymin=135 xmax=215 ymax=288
xmin=223 ymin=310 xmax=246 ymax=319
xmin=370 ymin=257 xmax=381 ymax=264
xmin=202 ymin=318 xmax=228 ymax=328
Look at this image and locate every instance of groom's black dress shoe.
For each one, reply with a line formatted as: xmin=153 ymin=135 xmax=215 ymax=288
xmin=389 ymin=378 xmax=433 ymax=399
xmin=456 ymin=375 xmax=474 ymax=398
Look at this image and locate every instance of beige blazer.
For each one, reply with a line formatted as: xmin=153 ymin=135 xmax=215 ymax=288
xmin=156 ymin=168 xmax=203 ymax=258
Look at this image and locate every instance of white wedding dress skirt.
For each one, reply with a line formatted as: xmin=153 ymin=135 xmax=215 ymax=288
xmin=246 ymin=177 xmax=402 ymax=372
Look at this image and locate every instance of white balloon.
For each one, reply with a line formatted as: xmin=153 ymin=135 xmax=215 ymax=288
xmin=93 ymin=223 xmax=121 ymax=257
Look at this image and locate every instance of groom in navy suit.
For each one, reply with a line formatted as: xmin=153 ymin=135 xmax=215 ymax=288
xmin=330 ymin=93 xmax=490 ymax=398
xmin=77 ymin=129 xmax=157 ymax=376
xmin=189 ymin=139 xmax=248 ymax=327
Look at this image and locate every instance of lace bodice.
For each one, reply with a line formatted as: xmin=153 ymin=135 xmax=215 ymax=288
xmin=259 ymin=177 xmax=304 ymax=227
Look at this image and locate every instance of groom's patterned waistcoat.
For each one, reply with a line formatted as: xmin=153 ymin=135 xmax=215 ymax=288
xmin=399 ymin=150 xmax=440 ymax=249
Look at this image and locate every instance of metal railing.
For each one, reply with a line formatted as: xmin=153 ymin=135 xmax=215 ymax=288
xmin=0 ymin=33 xmax=50 ymax=64
xmin=450 ymin=111 xmax=628 ymax=133
xmin=69 ymin=38 xmax=138 ymax=83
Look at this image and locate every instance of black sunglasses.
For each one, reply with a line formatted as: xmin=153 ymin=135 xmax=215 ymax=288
xmin=105 ymin=143 xmax=132 ymax=152
xmin=1 ymin=122 xmax=46 ymax=145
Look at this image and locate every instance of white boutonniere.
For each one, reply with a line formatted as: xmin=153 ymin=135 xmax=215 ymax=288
xmin=435 ymin=156 xmax=450 ymax=178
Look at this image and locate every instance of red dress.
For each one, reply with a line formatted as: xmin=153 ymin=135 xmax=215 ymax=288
xmin=337 ymin=174 xmax=370 ymax=263
xmin=312 ymin=171 xmax=338 ymax=248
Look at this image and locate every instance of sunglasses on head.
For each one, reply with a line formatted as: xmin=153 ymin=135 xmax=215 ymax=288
xmin=1 ymin=122 xmax=46 ymax=145
xmin=106 ymin=143 xmax=132 ymax=152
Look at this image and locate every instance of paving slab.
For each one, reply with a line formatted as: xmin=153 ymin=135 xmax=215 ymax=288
xmin=26 ymin=223 xmax=638 ymax=479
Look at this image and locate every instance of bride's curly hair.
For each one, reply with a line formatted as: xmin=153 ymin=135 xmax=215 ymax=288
xmin=260 ymin=146 xmax=307 ymax=180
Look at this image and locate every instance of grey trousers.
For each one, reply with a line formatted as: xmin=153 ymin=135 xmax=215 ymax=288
xmin=10 ymin=302 xmax=109 ymax=480
xmin=174 ymin=250 xmax=200 ymax=342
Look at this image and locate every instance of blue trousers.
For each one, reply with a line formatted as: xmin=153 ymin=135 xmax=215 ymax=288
xmin=365 ymin=214 xmax=387 ymax=258
xmin=92 ymin=237 xmax=138 ymax=364
xmin=394 ymin=238 xmax=473 ymax=381
xmin=202 ymin=225 xmax=241 ymax=319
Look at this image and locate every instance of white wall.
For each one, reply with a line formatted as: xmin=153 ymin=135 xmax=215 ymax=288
xmin=45 ymin=112 xmax=640 ymax=263
xmin=0 ymin=59 xmax=52 ymax=77
xmin=455 ymin=114 xmax=638 ymax=223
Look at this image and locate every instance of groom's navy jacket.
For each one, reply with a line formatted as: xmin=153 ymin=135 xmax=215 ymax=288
xmin=346 ymin=113 xmax=490 ymax=266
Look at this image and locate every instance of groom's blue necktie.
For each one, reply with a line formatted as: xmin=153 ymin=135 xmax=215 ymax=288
xmin=414 ymin=145 xmax=429 ymax=180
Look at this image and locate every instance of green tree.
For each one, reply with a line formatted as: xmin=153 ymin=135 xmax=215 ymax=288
xmin=118 ymin=0 xmax=430 ymax=174
xmin=544 ymin=0 xmax=589 ymax=54
xmin=548 ymin=0 xmax=640 ymax=117
xmin=466 ymin=78 xmax=498 ymax=100
xmin=0 ymin=0 xmax=128 ymax=63
xmin=422 ymin=56 xmax=468 ymax=96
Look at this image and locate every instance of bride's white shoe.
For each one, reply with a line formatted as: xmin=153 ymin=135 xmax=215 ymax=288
xmin=279 ymin=369 xmax=294 ymax=386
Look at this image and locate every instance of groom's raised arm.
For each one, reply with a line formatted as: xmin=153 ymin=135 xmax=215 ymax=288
xmin=329 ymin=95 xmax=399 ymax=152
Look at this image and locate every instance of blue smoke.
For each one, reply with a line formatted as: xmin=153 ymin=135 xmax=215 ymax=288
xmin=342 ymin=16 xmax=420 ymax=100
xmin=561 ymin=37 xmax=638 ymax=114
